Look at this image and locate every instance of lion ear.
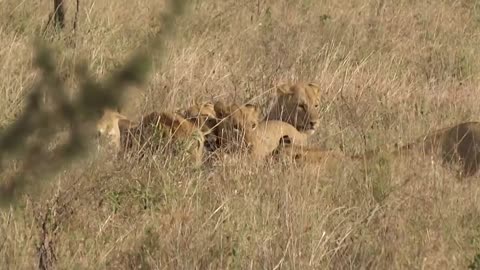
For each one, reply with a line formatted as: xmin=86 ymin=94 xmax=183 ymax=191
xmin=203 ymin=101 xmax=214 ymax=108
xmin=308 ymin=82 xmax=320 ymax=89
xmin=276 ymin=83 xmax=292 ymax=96
xmin=307 ymin=82 xmax=321 ymax=95
xmin=213 ymin=101 xmax=231 ymax=119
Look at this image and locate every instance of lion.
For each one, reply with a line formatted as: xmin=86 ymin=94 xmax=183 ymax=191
xmin=96 ymin=108 xmax=208 ymax=166
xmin=180 ymin=101 xmax=220 ymax=153
xmin=96 ymin=108 xmax=135 ymax=151
xmin=181 ymin=101 xmax=218 ymax=131
xmin=288 ymin=121 xmax=480 ymax=177
xmin=213 ymin=101 xmax=261 ymax=150
xmin=213 ymin=101 xmax=310 ymax=160
xmin=126 ymin=111 xmax=207 ymax=165
xmin=265 ymin=82 xmax=322 ymax=134
xmin=389 ymin=121 xmax=480 ymax=177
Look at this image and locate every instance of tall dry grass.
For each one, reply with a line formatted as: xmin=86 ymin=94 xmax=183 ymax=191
xmin=1 ymin=0 xmax=480 ymax=269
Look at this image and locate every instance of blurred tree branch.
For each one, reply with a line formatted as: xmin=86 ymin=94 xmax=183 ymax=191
xmin=0 ymin=0 xmax=190 ymax=206
xmin=53 ymin=0 xmax=66 ymax=29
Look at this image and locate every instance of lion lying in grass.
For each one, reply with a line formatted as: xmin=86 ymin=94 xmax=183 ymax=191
xmin=96 ymin=107 xmax=210 ymax=166
xmin=208 ymin=81 xmax=323 ymax=160
xmin=263 ymin=82 xmax=480 ymax=176
xmin=212 ymin=101 xmax=311 ymax=160
xmin=277 ymin=121 xmax=480 ymax=177
xmin=180 ymin=101 xmax=218 ymax=133
xmin=97 ymin=80 xmax=480 ymax=176
xmin=97 ymin=81 xmax=324 ymax=163
xmin=391 ymin=121 xmax=480 ymax=177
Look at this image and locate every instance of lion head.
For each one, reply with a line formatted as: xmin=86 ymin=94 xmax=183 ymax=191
xmin=96 ymin=108 xmax=134 ymax=150
xmin=266 ymin=82 xmax=321 ymax=134
xmin=213 ymin=101 xmax=261 ymax=152
xmin=181 ymin=101 xmax=219 ymax=133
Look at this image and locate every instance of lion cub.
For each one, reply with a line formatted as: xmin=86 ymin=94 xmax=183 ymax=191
xmin=265 ymin=82 xmax=322 ymax=135
xmin=126 ymin=111 xmax=207 ymax=164
xmin=96 ymin=108 xmax=135 ymax=150
xmin=181 ymin=101 xmax=218 ymax=132
xmin=213 ymin=101 xmax=310 ymax=160
xmin=96 ymin=108 xmax=208 ymax=165
xmin=180 ymin=101 xmax=219 ymax=152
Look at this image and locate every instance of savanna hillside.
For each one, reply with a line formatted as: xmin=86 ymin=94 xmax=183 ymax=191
xmin=1 ymin=0 xmax=480 ymax=269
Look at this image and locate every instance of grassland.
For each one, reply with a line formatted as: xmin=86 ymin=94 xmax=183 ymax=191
xmin=1 ymin=0 xmax=480 ymax=269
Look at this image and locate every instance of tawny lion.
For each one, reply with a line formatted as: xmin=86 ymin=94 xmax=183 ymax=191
xmin=96 ymin=108 xmax=135 ymax=151
xmin=96 ymin=108 xmax=209 ymax=166
xmin=265 ymin=82 xmax=322 ymax=134
xmin=393 ymin=121 xmax=480 ymax=177
xmin=212 ymin=101 xmax=311 ymax=160
xmin=276 ymin=121 xmax=480 ymax=177
xmin=180 ymin=101 xmax=218 ymax=132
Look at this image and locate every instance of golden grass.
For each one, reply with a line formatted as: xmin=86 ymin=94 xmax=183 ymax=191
xmin=2 ymin=0 xmax=480 ymax=268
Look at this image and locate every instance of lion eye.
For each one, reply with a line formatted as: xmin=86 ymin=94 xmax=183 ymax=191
xmin=314 ymin=104 xmax=319 ymax=108
xmin=251 ymin=123 xmax=257 ymax=130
